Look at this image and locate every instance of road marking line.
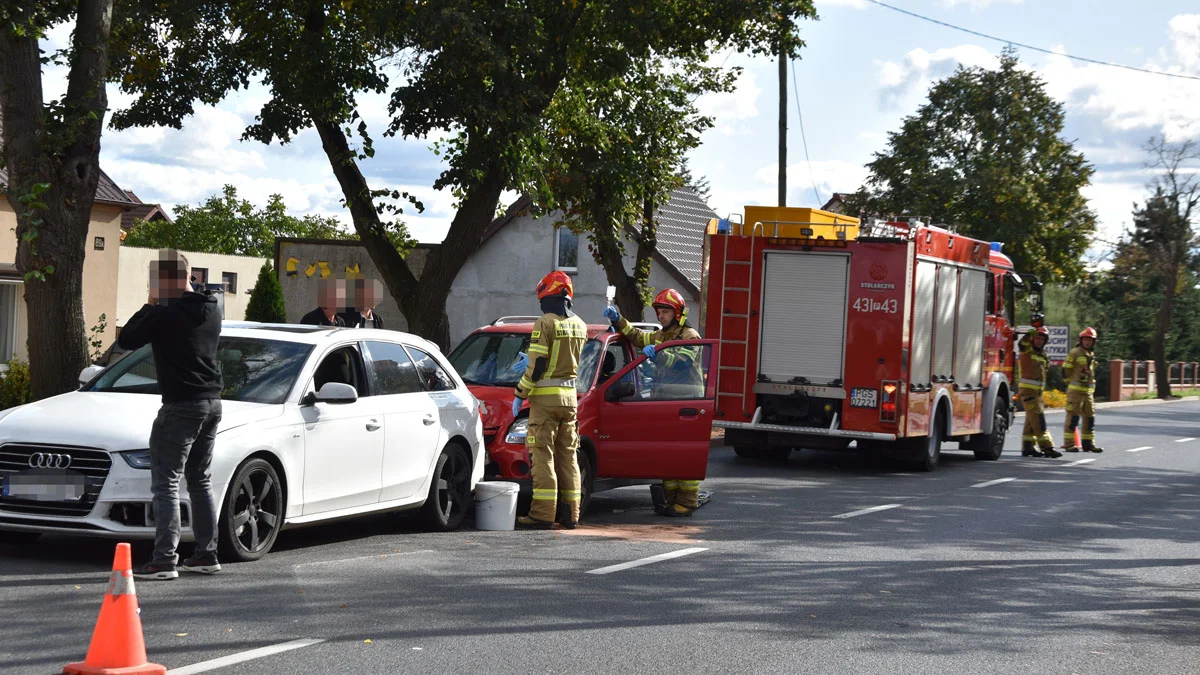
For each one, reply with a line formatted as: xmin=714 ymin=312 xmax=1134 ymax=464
xmin=971 ymin=477 xmax=1017 ymax=488
xmin=586 ymin=547 xmax=707 ymax=575
xmin=832 ymin=504 xmax=903 ymax=519
xmin=168 ymin=638 xmax=325 ymax=675
xmin=1127 ymin=446 xmax=1153 ymax=453
xmin=1176 ymin=438 xmax=1196 ymax=443
xmin=1064 ymin=458 xmax=1097 ymax=467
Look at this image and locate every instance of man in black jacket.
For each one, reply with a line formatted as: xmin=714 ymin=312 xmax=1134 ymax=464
xmin=300 ymin=278 xmax=346 ymax=327
xmin=119 ymin=250 xmax=224 ymax=580
xmin=338 ymin=278 xmax=385 ymax=329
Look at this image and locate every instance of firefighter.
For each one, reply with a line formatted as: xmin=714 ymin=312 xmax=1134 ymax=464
xmin=1063 ymin=327 xmax=1104 ymax=453
xmin=1017 ymin=327 xmax=1062 ymax=458
xmin=514 ymin=271 xmax=589 ymax=529
xmin=604 ymin=289 xmax=705 ymax=516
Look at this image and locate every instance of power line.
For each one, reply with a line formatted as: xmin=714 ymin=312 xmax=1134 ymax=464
xmin=790 ymin=59 xmax=823 ymax=206
xmin=864 ymin=0 xmax=1200 ymax=83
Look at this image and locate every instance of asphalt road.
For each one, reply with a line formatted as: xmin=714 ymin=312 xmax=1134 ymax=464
xmin=2 ymin=400 xmax=1198 ymax=675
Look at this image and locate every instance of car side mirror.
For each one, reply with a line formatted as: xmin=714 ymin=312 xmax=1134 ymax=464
xmin=606 ymin=380 xmax=635 ymax=402
xmin=78 ymin=365 xmax=105 ymax=386
xmin=307 ymin=382 xmax=358 ymax=405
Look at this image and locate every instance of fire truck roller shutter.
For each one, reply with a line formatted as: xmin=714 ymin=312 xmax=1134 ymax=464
xmin=954 ymin=269 xmax=987 ymax=387
xmin=910 ymin=261 xmax=937 ymax=387
xmin=933 ymin=265 xmax=958 ymax=382
xmin=759 ymin=252 xmax=850 ymax=385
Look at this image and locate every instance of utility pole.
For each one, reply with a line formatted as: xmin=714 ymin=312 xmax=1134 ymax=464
xmin=778 ymin=41 xmax=787 ymax=208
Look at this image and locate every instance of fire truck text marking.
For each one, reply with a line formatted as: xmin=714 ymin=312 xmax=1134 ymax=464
xmin=852 ymin=297 xmax=899 ymax=314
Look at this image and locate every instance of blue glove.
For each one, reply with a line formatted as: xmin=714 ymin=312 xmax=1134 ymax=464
xmin=510 ymin=353 xmax=528 ymax=373
xmin=603 ymin=305 xmax=620 ymax=323
xmin=643 ymin=345 xmax=656 ymax=359
xmin=511 ymin=398 xmax=522 ymax=418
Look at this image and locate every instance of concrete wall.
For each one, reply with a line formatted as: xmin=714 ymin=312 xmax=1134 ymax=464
xmin=275 ymin=212 xmax=697 ymax=349
xmin=117 ymin=247 xmax=269 ymax=327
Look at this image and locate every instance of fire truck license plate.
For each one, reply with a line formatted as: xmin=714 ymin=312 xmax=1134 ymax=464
xmin=849 ymin=388 xmax=878 ymax=408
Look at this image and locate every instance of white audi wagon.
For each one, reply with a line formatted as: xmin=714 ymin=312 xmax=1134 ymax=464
xmin=0 ymin=324 xmax=484 ymax=561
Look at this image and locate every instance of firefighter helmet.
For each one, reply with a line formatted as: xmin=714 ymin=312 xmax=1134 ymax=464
xmin=1034 ymin=326 xmax=1049 ymax=337
xmin=536 ymin=270 xmax=573 ymax=300
xmin=652 ymin=289 xmax=687 ymax=314
xmin=1079 ymin=327 xmax=1098 ymax=340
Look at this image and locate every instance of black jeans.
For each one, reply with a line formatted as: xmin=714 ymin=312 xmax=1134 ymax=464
xmin=149 ymin=399 xmax=222 ymax=565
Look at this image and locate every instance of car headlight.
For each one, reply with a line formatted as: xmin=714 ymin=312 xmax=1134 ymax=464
xmin=120 ymin=449 xmax=152 ymax=469
xmin=504 ymin=418 xmax=528 ymax=445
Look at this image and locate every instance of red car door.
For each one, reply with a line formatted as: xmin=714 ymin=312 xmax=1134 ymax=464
xmin=592 ymin=339 xmax=719 ymax=480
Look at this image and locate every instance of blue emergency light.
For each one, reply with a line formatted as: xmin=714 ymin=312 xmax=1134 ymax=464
xmin=990 ymin=242 xmax=1003 ymax=252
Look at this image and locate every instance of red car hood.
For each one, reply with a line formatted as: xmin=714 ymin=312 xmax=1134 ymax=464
xmin=469 ymin=384 xmax=517 ymax=433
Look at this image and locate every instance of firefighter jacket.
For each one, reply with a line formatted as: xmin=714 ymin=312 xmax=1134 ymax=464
xmin=1063 ymin=345 xmax=1096 ymax=393
xmin=1017 ymin=333 xmax=1049 ymax=392
xmin=514 ymin=312 xmax=588 ymax=407
xmin=614 ymin=316 xmax=703 ymax=387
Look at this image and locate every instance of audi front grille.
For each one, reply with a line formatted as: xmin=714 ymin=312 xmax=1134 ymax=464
xmin=0 ymin=443 xmax=112 ymax=516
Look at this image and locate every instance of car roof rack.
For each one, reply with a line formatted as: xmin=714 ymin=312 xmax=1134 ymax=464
xmin=491 ymin=316 xmax=541 ymax=325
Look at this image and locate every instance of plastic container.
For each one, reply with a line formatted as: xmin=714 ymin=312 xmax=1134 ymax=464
xmin=474 ymin=481 xmax=520 ymax=531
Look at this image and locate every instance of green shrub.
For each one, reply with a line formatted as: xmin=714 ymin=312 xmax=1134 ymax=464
xmin=245 ymin=262 xmax=287 ymax=323
xmin=0 ymin=359 xmax=32 ymax=410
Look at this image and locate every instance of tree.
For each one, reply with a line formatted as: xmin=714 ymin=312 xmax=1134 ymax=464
xmin=245 ymin=262 xmax=286 ymax=322
xmin=1131 ymin=136 xmax=1200 ymax=399
xmin=539 ymin=57 xmax=739 ymax=318
xmin=123 ymin=185 xmax=352 ymax=257
xmin=854 ymin=49 xmax=1096 ymax=283
xmin=1 ymin=0 xmax=115 ymax=399
xmin=110 ymin=0 xmax=817 ymax=349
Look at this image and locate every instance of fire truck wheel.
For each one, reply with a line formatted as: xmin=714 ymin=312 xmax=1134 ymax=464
xmin=971 ymin=399 xmax=1009 ymax=461
xmin=912 ymin=409 xmax=944 ymax=472
xmin=734 ymin=446 xmax=792 ymax=462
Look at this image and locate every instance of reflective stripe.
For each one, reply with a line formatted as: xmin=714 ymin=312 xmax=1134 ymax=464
xmin=532 ymin=489 xmax=557 ymax=500
xmin=528 ymin=344 xmax=549 ymax=356
xmin=620 ymin=321 xmax=637 ymax=337
xmin=108 ymin=570 xmax=136 ymax=596
xmin=518 ymin=377 xmax=536 ymax=390
xmin=535 ymin=378 xmax=576 ymax=388
xmin=662 ymin=351 xmax=676 ymax=367
xmin=1068 ymin=384 xmax=1092 ymax=392
xmin=529 ymin=386 xmax=575 ymax=396
xmin=1019 ymin=379 xmax=1044 ymax=389
xmin=558 ymin=490 xmax=581 ymax=498
xmin=676 ymin=480 xmax=701 ymax=489
xmin=1022 ymin=435 xmax=1036 ymax=441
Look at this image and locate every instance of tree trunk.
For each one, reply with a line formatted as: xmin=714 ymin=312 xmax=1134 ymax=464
xmin=1151 ymin=267 xmax=1178 ymax=399
xmin=0 ymin=0 xmax=113 ymax=400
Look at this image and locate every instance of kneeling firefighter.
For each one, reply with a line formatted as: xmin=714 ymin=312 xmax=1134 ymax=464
xmin=1017 ymin=327 xmax=1062 ymax=458
xmin=514 ymin=271 xmax=589 ymax=529
xmin=604 ymin=288 xmax=706 ymax=517
xmin=1063 ymin=327 xmax=1104 ymax=453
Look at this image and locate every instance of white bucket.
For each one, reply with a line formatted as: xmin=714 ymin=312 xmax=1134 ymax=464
xmin=474 ymin=481 xmax=520 ymax=531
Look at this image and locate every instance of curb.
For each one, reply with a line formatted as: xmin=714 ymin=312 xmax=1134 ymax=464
xmin=1016 ymin=394 xmax=1199 ymax=417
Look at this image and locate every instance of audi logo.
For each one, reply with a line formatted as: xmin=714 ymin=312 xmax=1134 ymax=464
xmin=28 ymin=453 xmax=72 ymax=469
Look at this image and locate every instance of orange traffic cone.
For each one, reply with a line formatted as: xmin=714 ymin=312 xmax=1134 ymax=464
xmin=1074 ymin=427 xmax=1082 ymax=450
xmin=63 ymin=543 xmax=166 ymax=675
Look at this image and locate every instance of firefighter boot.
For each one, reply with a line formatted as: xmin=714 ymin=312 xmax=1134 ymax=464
xmin=1039 ymin=445 xmax=1063 ymax=459
xmin=663 ymin=503 xmax=696 ymax=517
xmin=516 ymin=516 xmax=554 ymax=530
xmin=1082 ymin=440 xmax=1104 ymax=453
xmin=1021 ymin=441 xmax=1044 ymax=457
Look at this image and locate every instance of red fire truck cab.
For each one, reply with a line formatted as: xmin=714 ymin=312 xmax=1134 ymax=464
xmin=703 ymin=206 xmax=1041 ymax=470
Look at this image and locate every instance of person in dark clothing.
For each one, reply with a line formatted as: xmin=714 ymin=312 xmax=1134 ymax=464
xmin=118 ymin=250 xmax=224 ymax=580
xmin=339 ymin=278 xmax=385 ymax=329
xmin=300 ymin=278 xmax=347 ymax=327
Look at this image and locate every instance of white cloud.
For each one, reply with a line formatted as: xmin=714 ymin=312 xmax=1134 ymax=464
xmin=707 ymin=159 xmax=868 ymax=215
xmin=1168 ymin=14 xmax=1200 ymax=73
xmin=815 ymin=0 xmax=868 ymax=9
xmin=696 ymin=63 xmax=761 ymax=136
xmin=876 ymin=45 xmax=998 ymax=109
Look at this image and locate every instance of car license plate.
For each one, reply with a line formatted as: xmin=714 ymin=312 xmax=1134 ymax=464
xmin=1 ymin=470 xmax=86 ymax=502
xmin=849 ymin=388 xmax=878 ymax=408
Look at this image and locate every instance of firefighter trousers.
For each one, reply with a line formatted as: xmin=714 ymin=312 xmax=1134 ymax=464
xmin=526 ymin=403 xmax=582 ymax=523
xmin=1064 ymin=390 xmax=1097 ymax=443
xmin=1018 ymin=388 xmax=1055 ymax=449
xmin=662 ymin=480 xmax=701 ymax=509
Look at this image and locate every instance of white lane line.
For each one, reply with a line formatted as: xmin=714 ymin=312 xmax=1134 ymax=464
xmin=1127 ymin=446 xmax=1153 ymax=453
xmin=832 ymin=504 xmax=903 ymax=519
xmin=1064 ymin=458 xmax=1097 ymax=467
xmin=168 ymin=639 xmax=325 ymax=675
xmin=1176 ymin=438 xmax=1196 ymax=443
xmin=587 ymin=547 xmax=708 ymax=575
xmin=971 ymin=477 xmax=1017 ymax=488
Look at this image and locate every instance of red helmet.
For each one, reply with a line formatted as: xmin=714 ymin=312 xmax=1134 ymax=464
xmin=652 ymin=288 xmax=686 ymax=314
xmin=1079 ymin=327 xmax=1098 ymax=340
xmin=1034 ymin=326 xmax=1049 ymax=337
xmin=536 ymin=270 xmax=573 ymax=300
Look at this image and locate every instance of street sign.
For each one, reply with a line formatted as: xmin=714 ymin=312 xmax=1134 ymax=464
xmin=1017 ymin=325 xmax=1070 ymax=365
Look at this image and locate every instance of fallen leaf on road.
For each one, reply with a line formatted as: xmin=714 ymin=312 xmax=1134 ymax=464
xmin=809 ymin=615 xmax=817 ymax=618
xmin=75 ymin=586 xmax=81 ymax=590
xmin=175 ymin=633 xmax=187 ymax=637
xmin=413 ymin=647 xmax=423 ymax=651
xmin=364 ymin=639 xmax=373 ymax=644
xmin=339 ymin=604 xmax=348 ymax=608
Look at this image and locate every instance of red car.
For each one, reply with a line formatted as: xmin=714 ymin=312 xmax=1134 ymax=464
xmin=447 ymin=316 xmax=718 ymax=514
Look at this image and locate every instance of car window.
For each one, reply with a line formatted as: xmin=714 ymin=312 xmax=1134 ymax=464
xmin=87 ymin=338 xmax=313 ymax=404
xmin=406 ymin=346 xmax=457 ymax=392
xmin=633 ymin=344 xmax=711 ymax=401
xmin=575 ymin=339 xmax=603 ymax=393
xmin=448 ymin=332 xmax=530 ymax=386
xmin=364 ymin=341 xmax=424 ymax=395
xmin=312 ymin=346 xmax=368 ymax=395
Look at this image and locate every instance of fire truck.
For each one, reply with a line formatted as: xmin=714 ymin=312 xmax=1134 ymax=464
xmin=702 ymin=206 xmax=1042 ymax=470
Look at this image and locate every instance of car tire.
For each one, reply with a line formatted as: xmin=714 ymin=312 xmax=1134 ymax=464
xmin=218 ymin=457 xmax=284 ymax=563
xmin=972 ymin=398 xmax=1008 ymax=461
xmin=913 ymin=409 xmax=944 ymax=472
xmin=734 ymin=446 xmax=792 ymax=462
xmin=420 ymin=442 xmax=472 ymax=532
xmin=576 ymin=448 xmax=594 ymax=518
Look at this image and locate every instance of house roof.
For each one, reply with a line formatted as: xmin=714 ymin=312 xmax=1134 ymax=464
xmin=0 ymin=113 xmax=136 ymax=208
xmin=121 ymin=190 xmax=173 ymax=230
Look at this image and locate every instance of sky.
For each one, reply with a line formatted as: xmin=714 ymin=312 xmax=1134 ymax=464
xmin=43 ymin=1 xmax=1200 ymax=261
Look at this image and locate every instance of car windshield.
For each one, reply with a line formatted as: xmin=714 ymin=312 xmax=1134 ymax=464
xmin=87 ymin=337 xmax=314 ymax=404
xmin=575 ymin=339 xmax=603 ymax=393
xmin=448 ymin=332 xmax=530 ymax=387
